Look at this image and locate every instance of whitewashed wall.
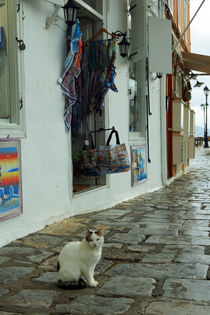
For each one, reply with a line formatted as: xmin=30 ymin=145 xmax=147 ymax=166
xmin=0 ymin=0 xmax=164 ymax=247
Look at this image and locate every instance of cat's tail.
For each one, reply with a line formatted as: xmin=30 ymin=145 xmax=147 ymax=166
xmin=56 ymin=278 xmax=86 ymax=290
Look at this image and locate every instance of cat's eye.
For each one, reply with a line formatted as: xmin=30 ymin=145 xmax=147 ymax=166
xmin=96 ymin=238 xmax=100 ymax=241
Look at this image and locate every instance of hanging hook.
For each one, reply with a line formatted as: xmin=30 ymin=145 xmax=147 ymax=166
xmin=16 ymin=37 xmax=26 ymax=51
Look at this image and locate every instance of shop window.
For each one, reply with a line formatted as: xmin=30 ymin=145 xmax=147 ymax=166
xmin=128 ymin=0 xmax=146 ymax=140
xmin=0 ymin=1 xmax=19 ymax=124
xmin=0 ymin=0 xmax=24 ymax=138
xmin=71 ymin=0 xmax=107 ymax=194
xmin=129 ymin=58 xmax=146 ymax=138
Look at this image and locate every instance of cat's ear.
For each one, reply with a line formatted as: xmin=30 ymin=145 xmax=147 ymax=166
xmin=96 ymin=227 xmax=104 ymax=236
xmin=86 ymin=228 xmax=93 ymax=242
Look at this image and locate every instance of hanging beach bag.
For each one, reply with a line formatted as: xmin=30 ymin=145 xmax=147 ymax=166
xmin=97 ymin=129 xmax=130 ymax=174
xmin=73 ymin=128 xmax=130 ymax=177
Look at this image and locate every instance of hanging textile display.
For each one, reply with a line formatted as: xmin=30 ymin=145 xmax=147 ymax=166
xmin=59 ymin=22 xmax=118 ymax=133
xmin=71 ymin=38 xmax=118 ymax=138
xmin=58 ymin=19 xmax=82 ymax=132
xmin=87 ymin=39 xmax=118 ymax=114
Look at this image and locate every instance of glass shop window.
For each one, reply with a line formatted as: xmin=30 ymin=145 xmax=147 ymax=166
xmin=71 ymin=0 xmax=107 ymax=194
xmin=0 ymin=0 xmax=19 ymax=124
xmin=128 ymin=0 xmax=146 ymax=140
xmin=129 ymin=58 xmax=146 ymax=138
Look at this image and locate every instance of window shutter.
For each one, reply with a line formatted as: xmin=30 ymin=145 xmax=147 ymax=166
xmin=130 ymin=0 xmax=146 ymax=58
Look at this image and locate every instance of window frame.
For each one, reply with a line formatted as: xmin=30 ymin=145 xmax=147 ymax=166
xmin=128 ymin=51 xmax=147 ymax=141
xmin=0 ymin=0 xmax=26 ymax=138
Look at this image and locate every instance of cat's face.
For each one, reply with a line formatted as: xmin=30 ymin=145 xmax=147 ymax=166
xmin=86 ymin=228 xmax=104 ymax=249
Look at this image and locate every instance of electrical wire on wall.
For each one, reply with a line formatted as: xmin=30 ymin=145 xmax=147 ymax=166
xmin=146 ymin=57 xmax=152 ymax=163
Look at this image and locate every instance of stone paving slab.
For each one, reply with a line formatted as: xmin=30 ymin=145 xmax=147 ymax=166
xmin=32 ymin=271 xmax=58 ymax=284
xmin=107 ymin=231 xmax=145 ymax=245
xmin=163 ymin=278 xmax=210 ymax=302
xmin=106 ymin=263 xmax=208 ymax=279
xmin=146 ymin=235 xmax=210 ymax=246
xmin=142 ymin=299 xmax=210 ymax=315
xmin=127 ymin=245 xmax=156 ymax=252
xmin=90 ymin=209 xmax=132 ymax=220
xmin=182 ymin=220 xmax=210 ymax=229
xmin=0 ymin=266 xmax=34 ymax=284
xmin=180 ymin=229 xmax=209 ymax=237
xmin=38 ymin=217 xmax=88 ymax=236
xmin=142 ymin=252 xmax=174 ymax=263
xmin=7 ymin=289 xmax=60 ymax=308
xmin=138 ymin=227 xmax=178 ymax=236
xmin=0 ymin=288 xmax=9 ymax=297
xmin=98 ymin=276 xmax=156 ymax=296
xmin=55 ymin=295 xmax=134 ymax=314
xmin=13 ymin=234 xmax=65 ymax=249
xmin=161 ymin=244 xmax=205 ymax=255
xmin=176 ymin=253 xmax=210 ymax=264
xmin=0 ymin=257 xmax=9 ymax=265
xmin=0 ymin=246 xmax=36 ymax=257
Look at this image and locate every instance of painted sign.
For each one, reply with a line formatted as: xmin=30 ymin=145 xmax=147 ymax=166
xmin=0 ymin=139 xmax=22 ymax=221
xmin=130 ymin=145 xmax=147 ymax=186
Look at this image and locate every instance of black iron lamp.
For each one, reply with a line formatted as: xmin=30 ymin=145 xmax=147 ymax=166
xmin=193 ymin=79 xmax=204 ymax=88
xmin=112 ymin=31 xmax=130 ymax=58
xmin=203 ymin=85 xmax=210 ymax=148
xmin=63 ymin=0 xmax=79 ymax=26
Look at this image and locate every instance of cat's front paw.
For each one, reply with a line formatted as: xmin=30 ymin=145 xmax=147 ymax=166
xmin=89 ymin=280 xmax=98 ymax=287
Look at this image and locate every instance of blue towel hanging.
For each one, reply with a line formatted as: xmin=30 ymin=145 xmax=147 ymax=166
xmin=0 ymin=27 xmax=5 ymax=49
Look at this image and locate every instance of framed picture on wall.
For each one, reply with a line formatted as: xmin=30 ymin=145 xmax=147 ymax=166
xmin=130 ymin=145 xmax=147 ymax=186
xmin=0 ymin=139 xmax=22 ymax=221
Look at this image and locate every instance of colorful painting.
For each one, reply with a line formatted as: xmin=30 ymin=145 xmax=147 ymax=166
xmin=130 ymin=145 xmax=147 ymax=186
xmin=0 ymin=139 xmax=22 ymax=221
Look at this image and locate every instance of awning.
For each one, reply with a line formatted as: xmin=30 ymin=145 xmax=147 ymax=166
xmin=182 ymin=51 xmax=210 ymax=73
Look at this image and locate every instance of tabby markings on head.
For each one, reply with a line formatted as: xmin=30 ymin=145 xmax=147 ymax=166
xmin=86 ymin=228 xmax=104 ymax=242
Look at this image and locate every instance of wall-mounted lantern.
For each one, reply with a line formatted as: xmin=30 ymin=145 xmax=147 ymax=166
xmin=63 ymin=0 xmax=79 ymax=26
xmin=112 ymin=31 xmax=130 ymax=58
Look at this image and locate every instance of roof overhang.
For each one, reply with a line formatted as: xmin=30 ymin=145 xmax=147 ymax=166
xmin=182 ymin=51 xmax=210 ymax=73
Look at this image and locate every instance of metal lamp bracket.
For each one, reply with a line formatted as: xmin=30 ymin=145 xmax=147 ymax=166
xmin=45 ymin=4 xmax=61 ymax=29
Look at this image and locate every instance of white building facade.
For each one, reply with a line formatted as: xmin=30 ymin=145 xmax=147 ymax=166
xmin=0 ymin=0 xmax=172 ymax=247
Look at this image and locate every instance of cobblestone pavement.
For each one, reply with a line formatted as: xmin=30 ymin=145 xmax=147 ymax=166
xmin=0 ymin=147 xmax=210 ymax=315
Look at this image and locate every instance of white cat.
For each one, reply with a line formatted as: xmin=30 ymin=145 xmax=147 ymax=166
xmin=57 ymin=228 xmax=104 ymax=289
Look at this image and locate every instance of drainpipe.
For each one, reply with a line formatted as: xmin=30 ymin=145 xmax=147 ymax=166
xmin=160 ymin=74 xmax=168 ymax=185
xmin=158 ymin=0 xmax=168 ymax=185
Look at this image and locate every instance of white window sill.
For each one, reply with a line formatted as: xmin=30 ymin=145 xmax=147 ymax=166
xmin=0 ymin=123 xmax=26 ymax=139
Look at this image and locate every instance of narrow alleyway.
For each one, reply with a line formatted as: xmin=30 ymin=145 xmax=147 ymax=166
xmin=0 ymin=146 xmax=210 ymax=315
